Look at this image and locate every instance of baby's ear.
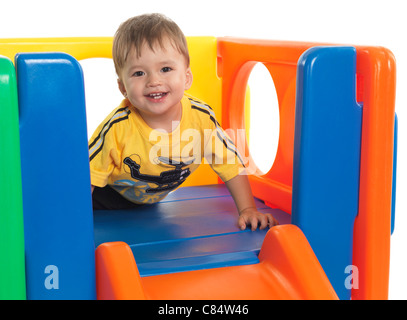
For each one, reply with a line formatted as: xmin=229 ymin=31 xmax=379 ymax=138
xmin=117 ymin=79 xmax=127 ymax=97
xmin=185 ymin=68 xmax=193 ymax=90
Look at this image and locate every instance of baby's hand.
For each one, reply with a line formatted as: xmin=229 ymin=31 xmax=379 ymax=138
xmin=238 ymin=207 xmax=279 ymax=231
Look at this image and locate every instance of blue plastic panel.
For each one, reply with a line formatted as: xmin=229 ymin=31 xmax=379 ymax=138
xmin=132 ymin=233 xmax=263 ymax=276
xmin=94 ymin=184 xmax=291 ymax=276
xmin=292 ymin=47 xmax=362 ymax=300
xmin=17 ymin=53 xmax=95 ymax=299
xmin=391 ymin=114 xmax=397 ymax=234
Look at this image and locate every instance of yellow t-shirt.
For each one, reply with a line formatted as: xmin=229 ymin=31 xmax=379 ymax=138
xmin=88 ymin=94 xmax=244 ymax=204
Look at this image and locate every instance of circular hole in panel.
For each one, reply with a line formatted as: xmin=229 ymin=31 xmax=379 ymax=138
xmin=245 ymin=63 xmax=280 ymax=175
xmin=79 ymin=58 xmax=124 ymax=138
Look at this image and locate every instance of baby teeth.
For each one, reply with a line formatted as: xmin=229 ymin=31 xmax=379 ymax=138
xmin=149 ymin=93 xmax=164 ymax=99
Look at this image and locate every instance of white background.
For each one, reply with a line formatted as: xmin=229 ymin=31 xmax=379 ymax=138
xmin=1 ymin=0 xmax=405 ymax=299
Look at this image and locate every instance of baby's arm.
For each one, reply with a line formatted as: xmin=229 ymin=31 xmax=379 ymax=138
xmin=225 ymin=174 xmax=278 ymax=231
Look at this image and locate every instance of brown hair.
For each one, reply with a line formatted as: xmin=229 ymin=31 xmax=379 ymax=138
xmin=113 ymin=13 xmax=190 ymax=77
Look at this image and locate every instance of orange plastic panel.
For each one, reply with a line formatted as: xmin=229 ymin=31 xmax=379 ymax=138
xmin=96 ymin=242 xmax=146 ymax=300
xmin=352 ymin=47 xmax=396 ymax=300
xmin=217 ymin=38 xmax=317 ymax=213
xmin=96 ymin=225 xmax=338 ymax=300
xmin=217 ymin=38 xmax=396 ymax=299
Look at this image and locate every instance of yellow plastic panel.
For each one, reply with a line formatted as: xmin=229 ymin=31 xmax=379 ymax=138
xmin=183 ymin=36 xmax=221 ymax=186
xmin=0 ymin=37 xmax=113 ymax=61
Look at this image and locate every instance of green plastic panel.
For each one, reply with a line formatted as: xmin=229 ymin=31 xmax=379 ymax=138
xmin=0 ymin=56 xmax=26 ymax=300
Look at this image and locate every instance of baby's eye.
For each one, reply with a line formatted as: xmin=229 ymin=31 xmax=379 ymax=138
xmin=161 ymin=67 xmax=172 ymax=73
xmin=133 ymin=71 xmax=144 ymax=77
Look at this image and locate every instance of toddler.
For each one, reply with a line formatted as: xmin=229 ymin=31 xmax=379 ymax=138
xmin=89 ymin=13 xmax=278 ymax=230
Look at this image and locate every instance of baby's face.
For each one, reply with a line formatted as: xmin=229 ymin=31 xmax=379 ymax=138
xmin=118 ymin=37 xmax=192 ymax=129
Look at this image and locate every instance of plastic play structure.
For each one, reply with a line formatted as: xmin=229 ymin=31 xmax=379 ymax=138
xmin=0 ymin=37 xmax=396 ymax=300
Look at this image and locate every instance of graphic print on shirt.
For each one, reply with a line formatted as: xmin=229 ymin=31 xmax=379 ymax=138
xmin=123 ymin=154 xmax=193 ymax=193
xmin=89 ymin=96 xmax=245 ymax=204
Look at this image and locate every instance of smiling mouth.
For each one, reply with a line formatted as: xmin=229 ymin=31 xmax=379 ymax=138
xmin=146 ymin=92 xmax=168 ymax=100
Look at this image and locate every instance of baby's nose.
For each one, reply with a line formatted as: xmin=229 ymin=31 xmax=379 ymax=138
xmin=147 ymin=74 xmax=162 ymax=87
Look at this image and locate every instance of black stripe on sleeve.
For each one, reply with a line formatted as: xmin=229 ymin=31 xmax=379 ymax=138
xmin=89 ymin=107 xmax=128 ymax=149
xmin=89 ymin=111 xmax=129 ymax=162
xmin=191 ymin=104 xmax=245 ymax=168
